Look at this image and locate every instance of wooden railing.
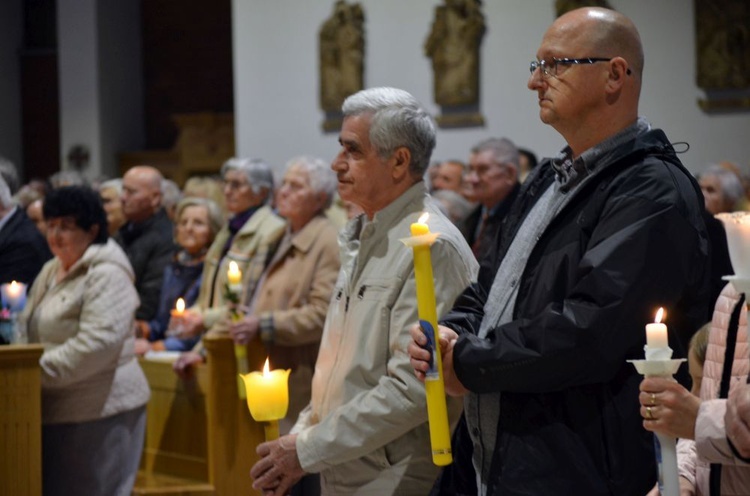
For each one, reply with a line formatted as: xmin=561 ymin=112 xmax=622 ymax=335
xmin=0 ymin=344 xmax=43 ymax=496
xmin=134 ymin=334 xmax=266 ymax=495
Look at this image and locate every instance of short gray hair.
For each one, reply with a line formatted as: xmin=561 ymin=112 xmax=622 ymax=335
xmin=221 ymin=158 xmax=275 ymax=204
xmin=0 ymin=157 xmax=19 ymax=195
xmin=471 ymin=137 xmax=520 ymax=169
xmin=342 ymin=87 xmax=436 ymax=177
xmin=161 ymin=178 xmax=182 ymax=210
xmin=701 ymin=164 xmax=745 ymax=208
xmin=284 ymin=156 xmax=338 ymax=210
xmin=99 ymin=178 xmax=123 ymax=195
xmin=0 ymin=174 xmax=11 ymax=208
xmin=175 ymin=196 xmax=224 ymax=238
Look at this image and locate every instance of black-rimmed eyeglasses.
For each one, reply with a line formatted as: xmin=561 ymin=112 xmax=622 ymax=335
xmin=529 ymin=57 xmax=631 ymax=78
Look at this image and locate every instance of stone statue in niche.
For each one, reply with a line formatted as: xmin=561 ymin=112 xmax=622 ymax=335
xmin=319 ymin=0 xmax=365 ymax=131
xmin=696 ymin=0 xmax=750 ymax=88
xmin=425 ymin=0 xmax=485 ymax=111
xmin=555 ymin=0 xmax=611 ymax=17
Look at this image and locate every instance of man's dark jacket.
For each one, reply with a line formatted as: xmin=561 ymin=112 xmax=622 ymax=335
xmin=0 ymin=208 xmax=52 ymax=285
xmin=115 ymin=208 xmax=176 ymax=321
xmin=438 ymin=129 xmax=710 ymax=496
xmin=460 ymin=182 xmax=520 ymax=263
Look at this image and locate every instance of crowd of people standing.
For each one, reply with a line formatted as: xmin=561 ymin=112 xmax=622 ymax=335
xmin=3 ymin=6 xmax=750 ymax=496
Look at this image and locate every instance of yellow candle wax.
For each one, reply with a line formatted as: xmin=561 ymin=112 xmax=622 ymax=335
xmin=226 ymin=260 xmax=247 ymax=396
xmin=241 ymin=358 xmax=291 ymax=430
xmin=409 ymin=212 xmax=453 ymax=466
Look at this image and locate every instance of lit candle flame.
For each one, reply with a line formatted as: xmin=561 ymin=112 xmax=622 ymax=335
xmin=229 ymin=261 xmax=239 ymax=273
xmin=655 ymin=307 xmax=664 ymax=324
xmin=176 ymin=298 xmax=185 ymax=312
xmin=263 ymin=357 xmax=270 ymax=376
xmin=7 ymin=281 xmax=21 ymax=297
xmin=418 ymin=212 xmax=429 ymax=224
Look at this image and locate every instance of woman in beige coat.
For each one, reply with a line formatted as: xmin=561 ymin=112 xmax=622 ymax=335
xmin=21 ymin=186 xmax=149 ymax=496
xmin=230 ymin=157 xmax=340 ymax=496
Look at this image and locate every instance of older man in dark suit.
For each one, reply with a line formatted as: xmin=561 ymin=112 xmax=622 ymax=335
xmin=0 ymin=160 xmax=52 ymax=287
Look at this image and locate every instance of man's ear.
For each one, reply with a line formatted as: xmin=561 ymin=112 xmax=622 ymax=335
xmin=606 ymin=57 xmax=630 ymax=91
xmin=391 ymin=147 xmax=412 ymax=180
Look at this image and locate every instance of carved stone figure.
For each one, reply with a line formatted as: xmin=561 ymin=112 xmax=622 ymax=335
xmin=424 ymin=0 xmax=485 ymax=107
xmin=319 ymin=1 xmax=365 ymax=114
xmin=695 ymin=0 xmax=750 ymax=90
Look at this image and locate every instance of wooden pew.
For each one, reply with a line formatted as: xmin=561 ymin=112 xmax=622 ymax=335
xmin=133 ymin=334 xmax=266 ymax=496
xmin=133 ymin=357 xmax=213 ymax=495
xmin=0 ymin=344 xmax=43 ymax=496
xmin=202 ymin=333 xmax=266 ymax=496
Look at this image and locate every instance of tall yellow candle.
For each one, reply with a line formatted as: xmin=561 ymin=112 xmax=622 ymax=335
xmin=240 ymin=358 xmax=291 ymax=441
xmin=226 ymin=260 xmax=248 ymax=398
xmin=409 ymin=212 xmax=453 ymax=466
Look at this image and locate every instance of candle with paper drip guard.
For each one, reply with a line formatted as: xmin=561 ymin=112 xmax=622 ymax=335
xmin=226 ymin=261 xmax=248 ymax=398
xmin=240 ymin=357 xmax=291 ymax=441
xmin=628 ymin=308 xmax=685 ymax=496
xmin=401 ymin=212 xmax=453 ymax=466
xmin=716 ymin=212 xmax=750 ymax=293
xmin=1 ymin=280 xmax=27 ymax=312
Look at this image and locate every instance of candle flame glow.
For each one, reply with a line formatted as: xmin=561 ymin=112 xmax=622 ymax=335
xmin=263 ymin=357 xmax=270 ymax=376
xmin=229 ymin=261 xmax=239 ymax=272
xmin=655 ymin=307 xmax=664 ymax=324
xmin=176 ymin=298 xmax=185 ymax=312
xmin=418 ymin=212 xmax=429 ymax=224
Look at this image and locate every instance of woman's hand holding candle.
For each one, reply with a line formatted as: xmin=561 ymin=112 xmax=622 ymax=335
xmin=168 ymin=309 xmax=204 ymax=338
xmin=408 ymin=323 xmax=467 ymax=397
xmin=230 ymin=314 xmax=260 ymax=345
xmin=638 ymin=377 xmax=699 ymax=440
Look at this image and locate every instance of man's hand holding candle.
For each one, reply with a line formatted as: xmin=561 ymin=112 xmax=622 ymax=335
xmin=251 ymin=434 xmax=305 ymax=496
xmin=408 ymin=323 xmax=468 ymax=397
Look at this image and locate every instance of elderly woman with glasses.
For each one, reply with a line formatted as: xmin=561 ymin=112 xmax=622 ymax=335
xmin=172 ymin=159 xmax=286 ymax=368
xmin=20 ymin=186 xmax=150 ymax=495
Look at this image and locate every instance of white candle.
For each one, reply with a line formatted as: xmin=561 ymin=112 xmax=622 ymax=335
xmin=227 ymin=261 xmax=242 ymax=285
xmin=646 ymin=307 xmax=668 ymax=349
xmin=717 ymin=212 xmax=750 ymax=278
xmin=1 ymin=281 xmax=27 ymax=312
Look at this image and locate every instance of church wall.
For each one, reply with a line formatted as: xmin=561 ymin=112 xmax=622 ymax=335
xmin=233 ymin=0 xmax=750 ymax=178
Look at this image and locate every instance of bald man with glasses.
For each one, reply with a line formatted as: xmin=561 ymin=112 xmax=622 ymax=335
xmin=409 ymin=7 xmax=710 ymax=495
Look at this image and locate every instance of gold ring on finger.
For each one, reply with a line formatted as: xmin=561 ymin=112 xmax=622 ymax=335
xmin=650 ymin=393 xmax=656 ymax=406
xmin=646 ymin=406 xmax=653 ymax=420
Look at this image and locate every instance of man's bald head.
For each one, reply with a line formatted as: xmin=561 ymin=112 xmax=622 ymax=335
xmin=121 ymin=165 xmax=165 ymax=223
xmin=555 ymin=7 xmax=643 ymax=80
xmin=530 ymin=7 xmax=643 ymax=155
